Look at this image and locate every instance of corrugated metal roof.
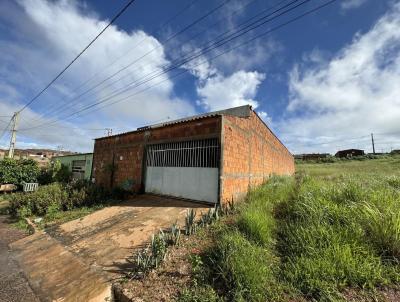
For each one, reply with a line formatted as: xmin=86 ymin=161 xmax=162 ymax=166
xmin=95 ymin=105 xmax=252 ymax=140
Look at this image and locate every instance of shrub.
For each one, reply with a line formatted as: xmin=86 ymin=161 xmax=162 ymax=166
xmin=8 ymin=181 xmax=111 ymax=218
xmin=0 ymin=158 xmax=40 ymax=186
xmin=8 ymin=183 xmax=67 ymax=217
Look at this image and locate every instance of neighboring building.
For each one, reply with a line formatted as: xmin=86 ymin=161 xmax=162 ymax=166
xmin=0 ymin=150 xmax=5 ymax=160
xmin=28 ymin=154 xmax=50 ymax=168
xmin=335 ymin=149 xmax=365 ymax=158
xmin=92 ymin=105 xmax=294 ymax=205
xmin=52 ymin=153 xmax=93 ymax=180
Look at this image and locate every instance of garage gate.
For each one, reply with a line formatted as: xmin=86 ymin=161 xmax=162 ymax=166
xmin=145 ymin=138 xmax=220 ymax=203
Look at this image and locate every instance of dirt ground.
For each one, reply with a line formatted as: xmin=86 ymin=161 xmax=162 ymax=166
xmin=0 ymin=215 xmax=39 ymax=302
xmin=10 ymin=194 xmax=211 ymax=301
xmin=115 ymin=231 xmax=210 ymax=302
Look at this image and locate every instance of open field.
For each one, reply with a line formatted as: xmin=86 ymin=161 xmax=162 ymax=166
xmin=176 ymin=155 xmax=400 ymax=302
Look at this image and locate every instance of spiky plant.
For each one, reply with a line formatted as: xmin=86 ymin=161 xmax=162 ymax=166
xmin=151 ymin=232 xmax=167 ymax=268
xmin=166 ymin=223 xmax=181 ymax=246
xmin=185 ymin=208 xmax=197 ymax=235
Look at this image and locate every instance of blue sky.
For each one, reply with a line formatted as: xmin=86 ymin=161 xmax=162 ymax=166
xmin=0 ymin=0 xmax=399 ymax=153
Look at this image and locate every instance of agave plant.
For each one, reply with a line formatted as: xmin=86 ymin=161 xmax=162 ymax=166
xmin=151 ymin=232 xmax=167 ymax=268
xmin=165 ymin=222 xmax=181 ymax=246
xmin=185 ymin=208 xmax=197 ymax=235
xmin=135 ymin=247 xmax=153 ymax=276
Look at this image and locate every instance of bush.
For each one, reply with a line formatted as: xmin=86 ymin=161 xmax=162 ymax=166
xmin=8 ymin=183 xmax=67 ymax=217
xmin=0 ymin=158 xmax=40 ymax=186
xmin=38 ymin=160 xmax=72 ymax=185
xmin=8 ymin=181 xmax=111 ymax=218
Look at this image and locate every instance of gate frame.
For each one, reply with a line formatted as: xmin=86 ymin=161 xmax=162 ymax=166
xmin=141 ymin=134 xmax=222 ymax=205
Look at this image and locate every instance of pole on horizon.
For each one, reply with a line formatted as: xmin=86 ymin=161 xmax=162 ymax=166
xmin=371 ymin=133 xmax=376 ymax=155
xmin=8 ymin=112 xmax=19 ymax=158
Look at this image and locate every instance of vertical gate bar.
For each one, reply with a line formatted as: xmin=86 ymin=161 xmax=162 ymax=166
xmin=205 ymin=140 xmax=208 ymax=168
xmin=201 ymin=140 xmax=206 ymax=167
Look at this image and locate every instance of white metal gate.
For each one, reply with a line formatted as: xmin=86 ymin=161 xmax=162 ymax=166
xmin=145 ymin=138 xmax=220 ymax=203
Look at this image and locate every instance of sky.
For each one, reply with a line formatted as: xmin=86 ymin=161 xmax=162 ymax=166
xmin=0 ymin=0 xmax=399 ymax=154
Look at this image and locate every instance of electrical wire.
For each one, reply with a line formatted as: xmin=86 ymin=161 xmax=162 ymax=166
xmin=17 ymin=0 xmax=137 ymax=113
xmin=29 ymin=0 xmax=201 ymax=121
xmin=23 ymin=0 xmax=310 ymax=130
xmin=26 ymin=0 xmax=289 ymax=125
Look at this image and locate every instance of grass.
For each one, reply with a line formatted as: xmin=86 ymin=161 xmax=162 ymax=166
xmin=179 ymin=155 xmax=400 ymax=302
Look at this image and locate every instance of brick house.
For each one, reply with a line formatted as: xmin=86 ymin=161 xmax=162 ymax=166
xmin=92 ymin=105 xmax=294 ymax=205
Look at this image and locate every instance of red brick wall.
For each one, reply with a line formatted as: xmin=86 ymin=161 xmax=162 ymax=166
xmin=92 ymin=116 xmax=221 ymax=192
xmin=220 ymin=111 xmax=294 ymax=203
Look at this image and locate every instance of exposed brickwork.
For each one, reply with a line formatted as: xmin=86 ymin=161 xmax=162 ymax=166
xmin=92 ymin=107 xmax=294 ymax=205
xmin=220 ymin=111 xmax=294 ymax=203
xmin=92 ymin=117 xmax=221 ymax=191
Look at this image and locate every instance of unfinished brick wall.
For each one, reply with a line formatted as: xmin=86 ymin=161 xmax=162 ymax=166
xmin=220 ymin=111 xmax=294 ymax=203
xmin=92 ymin=116 xmax=221 ymax=192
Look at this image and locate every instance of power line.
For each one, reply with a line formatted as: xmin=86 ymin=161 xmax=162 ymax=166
xmin=23 ymin=0 xmax=311 ymax=130
xmin=25 ymin=0 xmax=233 ymax=126
xmin=28 ymin=0 xmax=201 ymax=123
xmin=0 ymin=118 xmax=12 ymax=143
xmin=62 ymin=0 xmax=338 ymax=122
xmin=66 ymin=0 xmax=314 ymax=118
xmin=17 ymin=0 xmax=136 ymax=113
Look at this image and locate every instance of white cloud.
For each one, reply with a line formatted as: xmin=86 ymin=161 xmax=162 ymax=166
xmin=0 ymin=0 xmax=195 ymax=150
xmin=341 ymin=0 xmax=368 ymax=11
xmin=281 ymin=1 xmax=400 ymax=154
xmin=196 ymin=70 xmax=265 ymax=111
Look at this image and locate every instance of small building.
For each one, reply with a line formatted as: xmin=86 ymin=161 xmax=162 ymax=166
xmin=92 ymin=105 xmax=294 ymax=205
xmin=335 ymin=149 xmax=365 ymax=158
xmin=52 ymin=153 xmax=93 ymax=180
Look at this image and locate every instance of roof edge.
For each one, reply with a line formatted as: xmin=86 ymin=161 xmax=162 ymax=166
xmin=95 ymin=105 xmax=252 ymax=141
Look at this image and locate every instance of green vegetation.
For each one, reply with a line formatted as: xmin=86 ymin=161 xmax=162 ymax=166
xmin=0 ymin=158 xmax=40 ymax=186
xmin=2 ymin=180 xmax=117 ymax=229
xmin=180 ymin=155 xmax=400 ymax=302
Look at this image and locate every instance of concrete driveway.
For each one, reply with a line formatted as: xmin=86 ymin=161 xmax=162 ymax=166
xmin=11 ymin=195 xmax=211 ymax=302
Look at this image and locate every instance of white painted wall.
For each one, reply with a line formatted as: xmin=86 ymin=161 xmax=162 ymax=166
xmin=145 ymin=167 xmax=218 ymax=203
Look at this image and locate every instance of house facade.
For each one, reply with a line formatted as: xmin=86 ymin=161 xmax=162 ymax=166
xmin=52 ymin=153 xmax=93 ymax=180
xmin=92 ymin=105 xmax=294 ymax=204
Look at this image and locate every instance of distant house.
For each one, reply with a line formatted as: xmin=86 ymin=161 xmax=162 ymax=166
xmin=335 ymin=149 xmax=365 ymax=158
xmin=52 ymin=153 xmax=93 ymax=181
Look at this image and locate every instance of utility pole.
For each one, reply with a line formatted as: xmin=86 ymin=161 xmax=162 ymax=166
xmin=371 ymin=133 xmax=375 ymax=155
xmin=8 ymin=112 xmax=19 ymax=158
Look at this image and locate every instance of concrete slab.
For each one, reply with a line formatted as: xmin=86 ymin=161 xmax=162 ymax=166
xmin=0 ymin=215 xmax=39 ymax=302
xmin=10 ymin=195 xmax=210 ymax=301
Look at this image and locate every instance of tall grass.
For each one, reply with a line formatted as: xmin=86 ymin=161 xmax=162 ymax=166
xmin=181 ymin=156 xmax=400 ymax=302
